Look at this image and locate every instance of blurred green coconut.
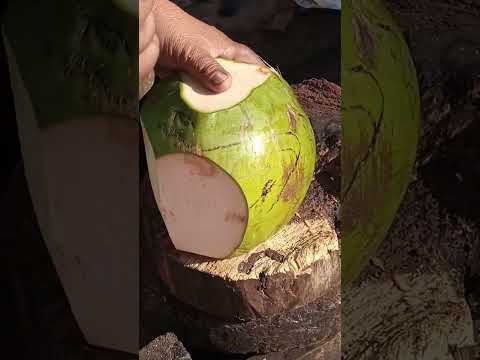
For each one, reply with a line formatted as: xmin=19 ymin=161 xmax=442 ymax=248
xmin=342 ymin=0 xmax=421 ymax=284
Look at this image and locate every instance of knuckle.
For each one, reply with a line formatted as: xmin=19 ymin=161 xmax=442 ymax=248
xmin=194 ymin=56 xmax=216 ymax=74
xmin=181 ymin=46 xmax=214 ymax=73
xmin=202 ymin=61 xmax=221 ymax=77
xmin=238 ymin=43 xmax=254 ymax=56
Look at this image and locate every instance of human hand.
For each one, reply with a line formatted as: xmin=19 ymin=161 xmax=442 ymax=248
xmin=139 ymin=0 xmax=159 ymax=99
xmin=139 ymin=0 xmax=263 ymax=98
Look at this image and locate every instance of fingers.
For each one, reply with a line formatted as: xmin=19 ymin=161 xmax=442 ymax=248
xmin=139 ymin=0 xmax=155 ymax=24
xmin=139 ymin=0 xmax=159 ymax=98
xmin=139 ymin=34 xmax=159 ymax=98
xmin=139 ymin=70 xmax=155 ymax=99
xmin=178 ymin=47 xmax=233 ymax=93
xmin=139 ymin=11 xmax=157 ymax=53
xmin=139 ymin=34 xmax=159 ymax=80
xmin=222 ymin=43 xmax=265 ymax=66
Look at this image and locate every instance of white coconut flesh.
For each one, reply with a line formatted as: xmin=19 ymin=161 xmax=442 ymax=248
xmin=180 ymin=58 xmax=272 ymax=113
xmin=144 ymin=137 xmax=249 ymax=258
xmin=27 ymin=117 xmax=139 ymax=353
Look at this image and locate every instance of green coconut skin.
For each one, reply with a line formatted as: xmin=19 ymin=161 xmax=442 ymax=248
xmin=342 ymin=0 xmax=421 ymax=283
xmin=112 ymin=0 xmax=138 ymax=16
xmin=2 ymin=0 xmax=137 ymax=127
xmin=141 ymin=71 xmax=317 ymax=256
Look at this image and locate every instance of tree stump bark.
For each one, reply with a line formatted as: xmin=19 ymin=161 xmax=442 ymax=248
xmin=139 ymin=333 xmax=192 ymax=360
xmin=247 ymin=332 xmax=340 ymax=360
xmin=140 ymin=79 xmax=341 ymax=356
xmin=342 ymin=179 xmax=479 ymax=360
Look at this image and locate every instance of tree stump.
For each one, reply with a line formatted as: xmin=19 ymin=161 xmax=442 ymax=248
xmin=141 ymin=79 xmax=341 ymax=356
xmin=247 ymin=332 xmax=340 ymax=360
xmin=342 ymin=179 xmax=478 ymax=360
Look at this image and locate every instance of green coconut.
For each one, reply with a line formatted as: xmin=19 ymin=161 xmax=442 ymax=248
xmin=342 ymin=0 xmax=421 ymax=284
xmin=112 ymin=0 xmax=138 ymax=16
xmin=140 ymin=59 xmax=316 ymax=259
xmin=2 ymin=0 xmax=137 ymax=127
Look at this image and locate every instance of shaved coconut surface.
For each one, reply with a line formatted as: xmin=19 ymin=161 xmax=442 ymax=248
xmin=180 ymin=58 xmax=272 ymax=113
xmin=40 ymin=117 xmax=139 ymax=353
xmin=146 ymin=149 xmax=249 ymax=258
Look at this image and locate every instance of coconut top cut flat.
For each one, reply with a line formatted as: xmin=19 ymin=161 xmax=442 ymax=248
xmin=179 ymin=58 xmax=272 ymax=113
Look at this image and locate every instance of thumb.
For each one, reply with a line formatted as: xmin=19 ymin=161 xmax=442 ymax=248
xmin=179 ymin=49 xmax=232 ymax=93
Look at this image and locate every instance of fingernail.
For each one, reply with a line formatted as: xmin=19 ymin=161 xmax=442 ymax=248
xmin=139 ymin=71 xmax=155 ymax=99
xmin=211 ymin=71 xmax=228 ymax=85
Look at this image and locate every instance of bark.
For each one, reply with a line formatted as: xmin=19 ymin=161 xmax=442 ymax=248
xmin=139 ymin=333 xmax=191 ymax=360
xmin=342 ymin=180 xmax=478 ymax=359
xmin=247 ymin=332 xmax=340 ymax=360
xmin=141 ymin=263 xmax=339 ymax=355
